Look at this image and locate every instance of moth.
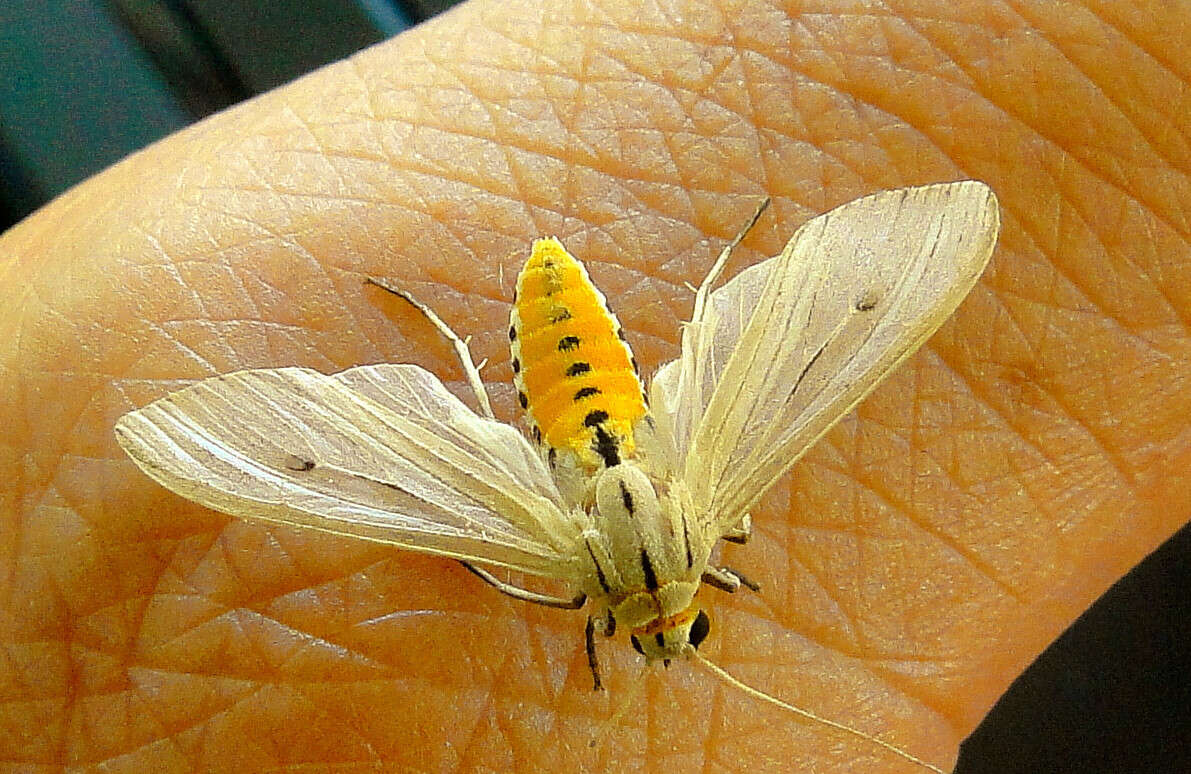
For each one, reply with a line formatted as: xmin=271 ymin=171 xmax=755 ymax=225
xmin=115 ymin=181 xmax=999 ymax=771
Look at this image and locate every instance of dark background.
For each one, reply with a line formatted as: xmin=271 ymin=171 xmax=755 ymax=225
xmin=2 ymin=2 xmax=1187 ymax=771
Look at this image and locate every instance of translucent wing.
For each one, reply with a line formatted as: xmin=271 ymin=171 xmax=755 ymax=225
xmin=115 ymin=364 xmax=582 ymax=578
xmin=651 ymin=181 xmax=1000 ymax=533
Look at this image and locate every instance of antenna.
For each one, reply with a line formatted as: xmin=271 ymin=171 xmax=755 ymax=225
xmin=688 ymin=647 xmax=947 ymax=773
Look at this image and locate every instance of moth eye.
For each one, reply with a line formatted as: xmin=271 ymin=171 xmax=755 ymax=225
xmin=630 ymin=635 xmax=644 ymax=655
xmin=688 ymin=610 xmax=710 ymax=649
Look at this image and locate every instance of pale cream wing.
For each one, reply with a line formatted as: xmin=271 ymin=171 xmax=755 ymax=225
xmin=114 ymin=364 xmax=582 ymax=577
xmin=651 ymin=181 xmax=1000 ymax=533
xmin=331 ymin=364 xmax=558 ymax=498
xmin=650 ymin=256 xmax=774 ymax=465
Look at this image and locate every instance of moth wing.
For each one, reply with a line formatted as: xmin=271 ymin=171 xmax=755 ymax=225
xmin=331 ymin=364 xmax=559 ymax=498
xmin=651 ymin=181 xmax=1000 ymax=534
xmin=115 ymin=364 xmax=581 ymax=578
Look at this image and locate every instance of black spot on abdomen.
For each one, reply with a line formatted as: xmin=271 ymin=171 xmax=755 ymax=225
xmin=592 ymin=425 xmax=620 ymax=467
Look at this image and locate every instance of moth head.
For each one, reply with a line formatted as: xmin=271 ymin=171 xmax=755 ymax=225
xmin=629 ymin=606 xmax=711 ymax=663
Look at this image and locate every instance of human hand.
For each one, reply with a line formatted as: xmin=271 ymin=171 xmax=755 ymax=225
xmin=1 ymin=1 xmax=1187 ymax=771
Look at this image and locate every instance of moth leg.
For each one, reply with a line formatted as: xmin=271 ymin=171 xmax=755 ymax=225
xmin=722 ymin=513 xmax=752 ymax=545
xmin=462 ymin=562 xmax=587 ymax=609
xmin=702 ymin=565 xmax=762 ymax=594
xmin=596 ymin=609 xmax=616 ymax=638
xmin=365 ymin=277 xmax=496 ymax=420
xmin=585 ymin=615 xmax=604 ymax=691
xmin=691 ymin=197 xmax=771 ymax=323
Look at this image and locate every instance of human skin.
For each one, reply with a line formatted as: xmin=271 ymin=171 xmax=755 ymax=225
xmin=1 ymin=0 xmax=1188 ymax=771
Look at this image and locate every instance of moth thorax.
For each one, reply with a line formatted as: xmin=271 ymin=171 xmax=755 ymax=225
xmin=594 ymin=464 xmax=659 ymax=525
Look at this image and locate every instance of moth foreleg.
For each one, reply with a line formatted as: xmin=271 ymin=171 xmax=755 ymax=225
xmin=691 ymin=198 xmax=771 ymax=322
xmin=721 ymin=513 xmax=752 ymax=545
xmin=461 ymin=562 xmax=587 ymax=609
xmin=596 ymin=609 xmax=616 ymax=638
xmin=585 ymin=615 xmax=603 ymax=691
xmin=365 ymin=277 xmax=496 ymax=420
xmin=702 ymin=565 xmax=761 ymax=594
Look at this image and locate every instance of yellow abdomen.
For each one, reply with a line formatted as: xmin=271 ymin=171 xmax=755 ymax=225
xmin=509 ymin=238 xmax=647 ymax=470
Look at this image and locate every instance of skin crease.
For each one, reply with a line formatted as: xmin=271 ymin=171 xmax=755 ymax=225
xmin=0 ymin=0 xmax=1188 ymax=771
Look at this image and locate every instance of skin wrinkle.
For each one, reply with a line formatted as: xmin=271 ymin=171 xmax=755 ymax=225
xmin=396 ymin=17 xmax=795 ymax=211
xmin=702 ymin=609 xmax=955 ymax=769
xmin=781 ymin=539 xmax=867 ymax=650
xmin=1084 ymin=4 xmax=1191 ymax=84
xmin=772 ymin=456 xmax=991 ymax=629
xmin=929 ymin=314 xmax=1142 ymax=491
xmin=519 ymin=624 xmax=579 ymax=770
xmin=731 ymin=20 xmax=978 ymax=164
xmin=1056 ymin=192 xmax=1191 ymax=337
xmin=994 ymin=62 xmax=1188 ymax=242
xmin=801 ymin=3 xmax=1191 ymax=245
xmin=455 ymin=612 xmax=530 ymax=764
xmin=175 ymin=587 xmax=473 ymax=680
xmin=834 ymin=434 xmax=1024 ymax=603
xmin=712 ymin=632 xmax=953 ymax=746
xmin=455 ymin=666 xmax=503 ymax=771
xmin=1007 ymin=1 xmax=1190 ymax=169
xmin=1000 ymin=178 xmax=1175 ymax=326
xmin=880 ymin=341 xmax=1106 ymax=524
xmin=984 ymin=278 xmax=1171 ymax=474
xmin=431 ymin=62 xmax=545 ymax=225
xmin=719 ymin=500 xmax=847 ymax=634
